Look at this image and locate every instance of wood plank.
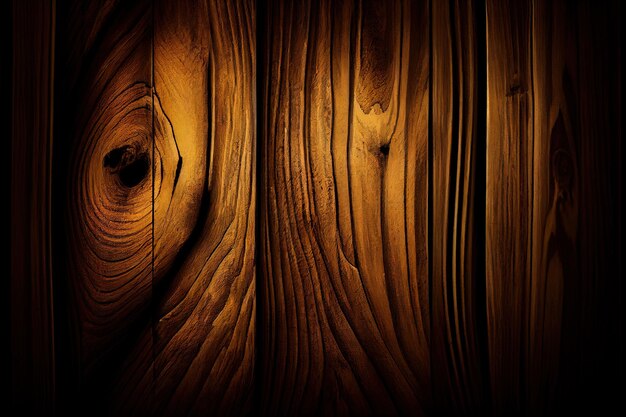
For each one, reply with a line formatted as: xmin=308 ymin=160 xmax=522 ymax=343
xmin=529 ymin=0 xmax=622 ymax=414
xmin=258 ymin=0 xmax=430 ymax=414
xmin=430 ymin=0 xmax=489 ymax=414
xmin=54 ymin=0 xmax=155 ymax=413
xmin=485 ymin=0 xmax=533 ymax=412
xmin=150 ymin=0 xmax=256 ymax=415
xmin=486 ymin=0 xmax=622 ymax=414
xmin=56 ymin=0 xmax=255 ymax=415
xmin=11 ymin=0 xmax=56 ymax=412
xmin=55 ymin=1 xmax=255 ymax=414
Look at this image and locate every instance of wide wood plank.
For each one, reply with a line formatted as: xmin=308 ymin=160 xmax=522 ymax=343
xmin=528 ymin=0 xmax=622 ymax=414
xmin=486 ymin=0 xmax=622 ymax=414
xmin=258 ymin=0 xmax=430 ymax=415
xmin=54 ymin=1 xmax=255 ymax=415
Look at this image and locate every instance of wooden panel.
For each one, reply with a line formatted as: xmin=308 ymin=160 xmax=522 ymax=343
xmin=150 ymin=0 xmax=255 ymax=415
xmin=54 ymin=0 xmax=255 ymax=415
xmin=54 ymin=0 xmax=154 ymax=412
xmin=485 ymin=0 xmax=532 ymax=412
xmin=258 ymin=0 xmax=430 ymax=415
xmin=430 ymin=0 xmax=488 ymax=414
xmin=486 ymin=0 xmax=622 ymax=414
xmin=528 ymin=1 xmax=622 ymax=413
xmin=10 ymin=0 xmax=55 ymax=412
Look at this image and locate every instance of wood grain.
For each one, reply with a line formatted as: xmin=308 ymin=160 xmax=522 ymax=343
xmin=430 ymin=0 xmax=488 ymax=414
xmin=10 ymin=0 xmax=622 ymax=415
xmin=258 ymin=0 xmax=430 ymax=415
xmin=150 ymin=0 xmax=256 ymax=415
xmin=54 ymin=0 xmax=255 ymax=414
xmin=53 ymin=1 xmax=155 ymax=413
xmin=486 ymin=0 xmax=622 ymax=414
xmin=57 ymin=0 xmax=153 ymax=380
xmin=485 ymin=0 xmax=533 ymax=412
xmin=10 ymin=0 xmax=55 ymax=412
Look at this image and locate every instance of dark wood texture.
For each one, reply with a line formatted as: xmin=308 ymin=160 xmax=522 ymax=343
xmin=430 ymin=0 xmax=488 ymax=415
xmin=10 ymin=0 xmax=56 ymax=412
xmin=486 ymin=0 xmax=622 ymax=414
xmin=258 ymin=0 xmax=430 ymax=415
xmin=9 ymin=0 xmax=622 ymax=415
xmin=52 ymin=0 xmax=255 ymax=415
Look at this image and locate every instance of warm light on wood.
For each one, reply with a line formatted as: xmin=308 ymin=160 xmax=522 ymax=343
xmin=9 ymin=0 xmax=622 ymax=415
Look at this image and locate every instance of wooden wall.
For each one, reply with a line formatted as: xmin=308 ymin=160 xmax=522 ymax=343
xmin=9 ymin=0 xmax=622 ymax=416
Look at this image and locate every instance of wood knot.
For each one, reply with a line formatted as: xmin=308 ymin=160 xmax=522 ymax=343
xmin=104 ymin=144 xmax=150 ymax=188
xmin=506 ymin=73 xmax=525 ymax=96
xmin=379 ymin=143 xmax=390 ymax=157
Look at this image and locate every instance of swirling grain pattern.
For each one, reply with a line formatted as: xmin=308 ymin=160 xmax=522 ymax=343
xmin=63 ymin=0 xmax=154 ymax=371
xmin=42 ymin=0 xmax=622 ymax=415
xmin=57 ymin=0 xmax=255 ymax=414
xmin=151 ymin=0 xmax=255 ymax=415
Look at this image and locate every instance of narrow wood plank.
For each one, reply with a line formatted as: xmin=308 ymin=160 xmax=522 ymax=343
xmin=526 ymin=1 xmax=572 ymax=412
xmin=430 ymin=0 xmax=488 ymax=414
xmin=485 ymin=0 xmax=533 ymax=413
xmin=150 ymin=0 xmax=256 ymax=415
xmin=11 ymin=0 xmax=56 ymax=412
xmin=258 ymin=0 xmax=430 ymax=415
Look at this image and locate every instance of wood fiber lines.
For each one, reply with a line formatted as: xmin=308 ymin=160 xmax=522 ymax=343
xmin=151 ymin=1 xmax=255 ymax=415
xmin=258 ymin=0 xmax=430 ymax=415
xmin=54 ymin=0 xmax=254 ymax=415
xmin=430 ymin=0 xmax=488 ymax=415
xmin=9 ymin=0 xmax=620 ymax=415
xmin=486 ymin=0 xmax=622 ymax=414
xmin=11 ymin=0 xmax=56 ymax=411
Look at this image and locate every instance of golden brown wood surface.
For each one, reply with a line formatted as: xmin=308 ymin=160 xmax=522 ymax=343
xmin=150 ymin=0 xmax=255 ymax=414
xmin=258 ymin=0 xmax=430 ymax=415
xmin=9 ymin=0 xmax=622 ymax=415
xmin=53 ymin=0 xmax=255 ymax=414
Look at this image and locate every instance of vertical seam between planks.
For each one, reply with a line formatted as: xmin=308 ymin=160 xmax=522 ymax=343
xmin=427 ymin=0 xmax=434 ymax=409
xmin=150 ymin=0 xmax=156 ymax=405
xmin=526 ymin=1 xmax=535 ymax=410
xmin=474 ymin=0 xmax=491 ymax=413
xmin=48 ymin=0 xmax=57 ymax=408
xmin=254 ymin=0 xmax=265 ymax=413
